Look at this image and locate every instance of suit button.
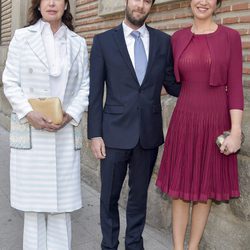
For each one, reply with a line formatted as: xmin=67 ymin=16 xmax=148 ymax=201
xmin=139 ymin=89 xmax=141 ymax=93
xmin=28 ymin=68 xmax=33 ymax=74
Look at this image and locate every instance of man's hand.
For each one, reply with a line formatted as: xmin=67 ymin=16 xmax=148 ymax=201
xmin=91 ymin=137 xmax=106 ymax=159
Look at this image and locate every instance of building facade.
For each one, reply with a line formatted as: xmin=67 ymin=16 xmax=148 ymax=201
xmin=0 ymin=1 xmax=250 ymax=249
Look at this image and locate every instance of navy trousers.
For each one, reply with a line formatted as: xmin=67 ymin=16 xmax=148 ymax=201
xmin=100 ymin=143 xmax=158 ymax=250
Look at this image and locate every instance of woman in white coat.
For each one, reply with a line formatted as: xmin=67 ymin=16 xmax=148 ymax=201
xmin=2 ymin=0 xmax=89 ymax=249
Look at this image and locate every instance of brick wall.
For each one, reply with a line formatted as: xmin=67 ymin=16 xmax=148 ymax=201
xmin=75 ymin=0 xmax=250 ymax=86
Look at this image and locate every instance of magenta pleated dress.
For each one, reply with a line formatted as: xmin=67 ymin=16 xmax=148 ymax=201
xmin=156 ymin=34 xmax=240 ymax=201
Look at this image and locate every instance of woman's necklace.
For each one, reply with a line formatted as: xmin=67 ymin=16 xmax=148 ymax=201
xmin=191 ymin=23 xmax=218 ymax=34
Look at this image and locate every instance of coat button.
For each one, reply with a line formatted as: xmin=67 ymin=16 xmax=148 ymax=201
xmin=28 ymin=68 xmax=33 ymax=74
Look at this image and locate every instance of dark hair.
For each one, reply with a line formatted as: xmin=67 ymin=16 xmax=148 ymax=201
xmin=217 ymin=0 xmax=222 ymax=7
xmin=27 ymin=0 xmax=74 ymax=31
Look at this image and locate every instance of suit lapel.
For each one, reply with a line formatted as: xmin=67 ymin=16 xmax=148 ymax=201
xmin=26 ymin=22 xmax=48 ymax=68
xmin=113 ymin=24 xmax=138 ymax=84
xmin=142 ymin=26 xmax=157 ymax=85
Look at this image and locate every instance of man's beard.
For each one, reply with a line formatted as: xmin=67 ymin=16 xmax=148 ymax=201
xmin=125 ymin=6 xmax=149 ymax=27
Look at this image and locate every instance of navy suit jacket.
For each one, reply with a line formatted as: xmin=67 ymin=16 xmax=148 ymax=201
xmin=88 ymin=24 xmax=180 ymax=149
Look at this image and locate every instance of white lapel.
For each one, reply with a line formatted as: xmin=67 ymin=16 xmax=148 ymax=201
xmin=26 ymin=21 xmax=49 ymax=68
xmin=66 ymin=29 xmax=81 ymax=71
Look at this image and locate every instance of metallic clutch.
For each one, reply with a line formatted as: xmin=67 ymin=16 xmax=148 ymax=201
xmin=216 ymin=130 xmax=245 ymax=148
xmin=28 ymin=97 xmax=63 ymax=125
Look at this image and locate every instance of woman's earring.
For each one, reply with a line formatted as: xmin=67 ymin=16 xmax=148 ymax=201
xmin=38 ymin=7 xmax=40 ymax=11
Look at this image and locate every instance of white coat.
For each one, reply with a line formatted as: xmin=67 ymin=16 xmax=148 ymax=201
xmin=2 ymin=21 xmax=89 ymax=212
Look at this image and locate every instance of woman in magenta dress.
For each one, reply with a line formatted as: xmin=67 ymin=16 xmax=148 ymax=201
xmin=156 ymin=0 xmax=244 ymax=249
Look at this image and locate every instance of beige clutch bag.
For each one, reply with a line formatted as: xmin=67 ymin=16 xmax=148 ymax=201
xmin=28 ymin=97 xmax=63 ymax=125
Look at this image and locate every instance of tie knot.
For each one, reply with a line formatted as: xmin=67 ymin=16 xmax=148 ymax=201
xmin=131 ymin=31 xmax=141 ymax=39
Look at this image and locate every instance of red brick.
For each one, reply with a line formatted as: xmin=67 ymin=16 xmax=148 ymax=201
xmin=243 ymin=68 xmax=250 ymax=75
xmin=240 ymin=16 xmax=250 ymax=23
xmin=244 ymin=55 xmax=250 ymax=62
xmin=180 ymin=1 xmax=190 ymax=8
xmin=76 ymin=0 xmax=96 ymax=6
xmin=222 ymin=17 xmax=239 ymax=24
xmin=216 ymin=6 xmax=231 ymax=14
xmin=175 ymin=12 xmax=192 ymax=19
xmin=232 ymin=3 xmax=250 ymax=11
xmin=76 ymin=3 xmax=98 ymax=13
xmin=243 ymin=42 xmax=250 ymax=49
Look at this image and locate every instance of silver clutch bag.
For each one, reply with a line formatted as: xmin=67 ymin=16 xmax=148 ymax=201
xmin=216 ymin=131 xmax=245 ymax=148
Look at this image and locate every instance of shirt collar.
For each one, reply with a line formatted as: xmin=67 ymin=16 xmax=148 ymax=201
xmin=39 ymin=19 xmax=67 ymax=40
xmin=54 ymin=25 xmax=67 ymax=40
xmin=122 ymin=21 xmax=148 ymax=39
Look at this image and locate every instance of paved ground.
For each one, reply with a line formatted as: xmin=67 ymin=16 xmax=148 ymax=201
xmin=0 ymin=126 xmax=169 ymax=250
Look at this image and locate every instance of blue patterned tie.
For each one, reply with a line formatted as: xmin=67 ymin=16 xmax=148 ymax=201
xmin=131 ymin=31 xmax=147 ymax=85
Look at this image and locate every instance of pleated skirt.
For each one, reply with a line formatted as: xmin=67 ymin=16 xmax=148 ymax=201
xmin=156 ymin=81 xmax=240 ymax=201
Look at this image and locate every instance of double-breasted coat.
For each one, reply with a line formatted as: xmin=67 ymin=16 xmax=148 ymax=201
xmin=2 ymin=21 xmax=89 ymax=212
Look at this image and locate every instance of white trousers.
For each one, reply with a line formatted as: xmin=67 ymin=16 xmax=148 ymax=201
xmin=23 ymin=212 xmax=71 ymax=250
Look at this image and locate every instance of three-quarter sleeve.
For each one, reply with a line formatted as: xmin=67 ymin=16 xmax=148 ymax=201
xmin=227 ymin=31 xmax=244 ymax=110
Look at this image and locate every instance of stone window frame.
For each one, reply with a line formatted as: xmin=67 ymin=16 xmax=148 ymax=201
xmin=98 ymin=0 xmax=177 ymax=16
xmin=10 ymin=0 xmax=30 ymax=37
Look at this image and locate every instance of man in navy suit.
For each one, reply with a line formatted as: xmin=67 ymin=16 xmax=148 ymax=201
xmin=88 ymin=0 xmax=180 ymax=249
